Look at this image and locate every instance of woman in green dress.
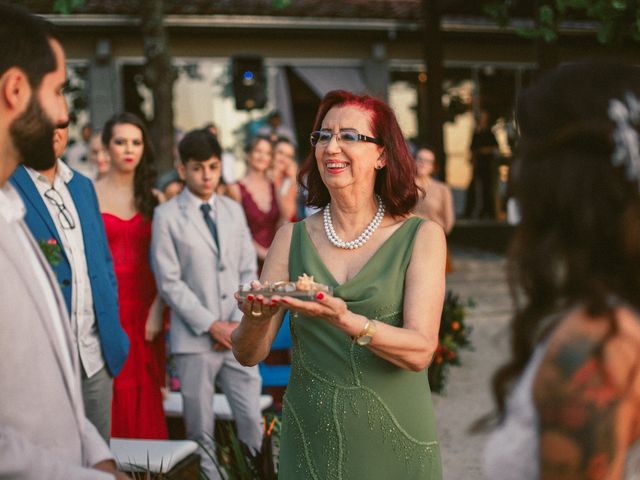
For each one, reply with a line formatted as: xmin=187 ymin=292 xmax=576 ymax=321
xmin=232 ymin=90 xmax=445 ymax=479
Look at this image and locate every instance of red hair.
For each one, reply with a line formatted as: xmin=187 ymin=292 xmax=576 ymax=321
xmin=299 ymin=90 xmax=418 ymax=216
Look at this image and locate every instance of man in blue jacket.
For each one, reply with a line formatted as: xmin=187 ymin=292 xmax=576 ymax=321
xmin=10 ymin=123 xmax=129 ymax=442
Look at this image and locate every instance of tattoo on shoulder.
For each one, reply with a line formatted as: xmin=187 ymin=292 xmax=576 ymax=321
xmin=535 ymin=336 xmax=620 ymax=479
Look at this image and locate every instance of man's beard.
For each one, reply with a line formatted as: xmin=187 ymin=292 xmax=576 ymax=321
xmin=10 ymin=95 xmax=56 ymax=170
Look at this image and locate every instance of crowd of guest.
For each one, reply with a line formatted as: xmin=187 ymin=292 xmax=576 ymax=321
xmin=46 ymin=116 xmax=302 ymax=462
xmin=7 ymin=4 xmax=640 ymax=480
xmin=21 ymin=95 xmax=309 ymax=472
xmin=0 ymin=33 xmax=458 ymax=472
xmin=0 ymin=5 xmax=454 ymax=478
xmin=8 ymin=86 xmax=455 ymax=475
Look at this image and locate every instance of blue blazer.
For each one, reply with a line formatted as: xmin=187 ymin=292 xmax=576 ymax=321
xmin=10 ymin=165 xmax=129 ymax=377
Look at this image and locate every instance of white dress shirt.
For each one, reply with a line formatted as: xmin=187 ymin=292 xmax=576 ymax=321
xmin=185 ymin=187 xmax=218 ymax=220
xmin=65 ymin=140 xmax=96 ymax=179
xmin=26 ymin=160 xmax=105 ymax=378
xmin=0 ymin=183 xmax=74 ymax=379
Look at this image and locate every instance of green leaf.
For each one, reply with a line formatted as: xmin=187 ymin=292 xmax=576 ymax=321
xmin=557 ymin=0 xmax=582 ymax=9
xmin=483 ymin=0 xmax=640 ymax=45
xmin=53 ymin=0 xmax=70 ymax=14
xmin=554 ymin=0 xmax=569 ymax=15
xmin=597 ymin=20 xmax=615 ymax=44
xmin=542 ymin=26 xmax=559 ymax=42
xmin=272 ymin=0 xmax=292 ymax=9
xmin=612 ymin=0 xmax=627 ymax=11
xmin=633 ymin=14 xmax=640 ymax=41
xmin=482 ymin=1 xmax=512 ymax=27
xmin=539 ymin=5 xmax=555 ymax=25
xmin=53 ymin=0 xmax=84 ymax=14
xmin=514 ymin=26 xmax=544 ymax=39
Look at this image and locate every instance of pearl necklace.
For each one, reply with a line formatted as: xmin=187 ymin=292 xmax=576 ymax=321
xmin=323 ymin=195 xmax=385 ymax=249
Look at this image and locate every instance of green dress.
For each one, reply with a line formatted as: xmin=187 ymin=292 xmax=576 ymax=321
xmin=279 ymin=217 xmax=442 ymax=479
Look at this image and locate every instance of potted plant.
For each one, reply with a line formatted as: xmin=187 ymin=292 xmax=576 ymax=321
xmin=428 ymin=290 xmax=475 ymax=394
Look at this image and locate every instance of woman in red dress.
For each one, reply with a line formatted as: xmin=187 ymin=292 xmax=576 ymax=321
xmin=95 ymin=112 xmax=167 ymax=439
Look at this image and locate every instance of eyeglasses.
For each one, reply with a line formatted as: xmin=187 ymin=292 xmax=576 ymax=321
xmin=44 ymin=188 xmax=76 ymax=230
xmin=310 ymin=129 xmax=383 ymax=147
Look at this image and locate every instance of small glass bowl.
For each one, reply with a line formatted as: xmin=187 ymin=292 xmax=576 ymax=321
xmin=237 ymin=281 xmax=333 ymax=301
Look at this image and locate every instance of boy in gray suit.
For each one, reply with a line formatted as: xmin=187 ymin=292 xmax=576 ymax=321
xmin=151 ymin=128 xmax=262 ymax=479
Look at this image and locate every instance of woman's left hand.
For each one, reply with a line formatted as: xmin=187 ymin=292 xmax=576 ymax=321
xmin=151 ymin=188 xmax=167 ymax=204
xmin=145 ymin=307 xmax=163 ymax=342
xmin=145 ymin=295 xmax=164 ymax=342
xmin=278 ymin=292 xmax=357 ymax=335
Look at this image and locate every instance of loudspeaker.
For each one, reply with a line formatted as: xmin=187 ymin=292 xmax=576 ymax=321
xmin=232 ymin=55 xmax=267 ymax=111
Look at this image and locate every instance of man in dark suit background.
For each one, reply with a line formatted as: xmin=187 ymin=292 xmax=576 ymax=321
xmin=11 ymin=122 xmax=129 ymax=442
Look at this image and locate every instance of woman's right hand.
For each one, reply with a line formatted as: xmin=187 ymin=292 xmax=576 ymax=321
xmin=280 ymin=292 xmax=362 ymax=336
xmin=232 ymin=224 xmax=293 ymax=367
xmin=232 ymin=281 xmax=284 ymax=366
xmin=236 ymin=280 xmax=282 ymax=321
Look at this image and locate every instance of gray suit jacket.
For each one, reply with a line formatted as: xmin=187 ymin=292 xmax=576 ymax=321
xmin=151 ymin=189 xmax=258 ymax=353
xmin=0 ymin=216 xmax=113 ymax=479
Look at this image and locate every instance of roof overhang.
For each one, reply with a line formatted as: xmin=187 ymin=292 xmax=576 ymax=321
xmin=42 ymin=13 xmax=599 ymax=36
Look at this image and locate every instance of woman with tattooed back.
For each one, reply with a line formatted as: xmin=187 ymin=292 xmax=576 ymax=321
xmin=484 ymin=62 xmax=640 ymax=480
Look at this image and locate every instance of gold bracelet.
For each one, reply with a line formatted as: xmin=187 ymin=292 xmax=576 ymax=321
xmin=354 ymin=319 xmax=370 ymax=339
xmin=353 ymin=319 xmax=377 ymax=346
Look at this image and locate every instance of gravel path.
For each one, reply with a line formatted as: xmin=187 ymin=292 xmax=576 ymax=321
xmin=432 ymin=249 xmax=512 ymax=479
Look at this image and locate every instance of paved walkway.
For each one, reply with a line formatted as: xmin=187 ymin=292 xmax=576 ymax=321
xmin=432 ymin=249 xmax=511 ymax=479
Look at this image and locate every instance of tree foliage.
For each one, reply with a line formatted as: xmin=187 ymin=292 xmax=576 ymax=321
xmin=483 ymin=0 xmax=640 ymax=44
xmin=52 ymin=0 xmax=84 ymax=15
xmin=52 ymin=0 xmax=177 ymax=172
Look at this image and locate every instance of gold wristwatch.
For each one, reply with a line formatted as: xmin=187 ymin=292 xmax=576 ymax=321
xmin=354 ymin=319 xmax=377 ymax=346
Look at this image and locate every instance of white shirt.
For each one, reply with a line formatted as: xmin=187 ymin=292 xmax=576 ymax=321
xmin=64 ymin=141 xmax=95 ymax=179
xmin=26 ymin=160 xmax=105 ymax=378
xmin=185 ymin=188 xmax=221 ymax=260
xmin=0 ymin=183 xmax=74 ymax=379
xmin=184 ymin=187 xmax=217 ymax=220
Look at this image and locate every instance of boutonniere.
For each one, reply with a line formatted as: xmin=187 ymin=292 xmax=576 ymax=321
xmin=38 ymin=238 xmax=63 ymax=267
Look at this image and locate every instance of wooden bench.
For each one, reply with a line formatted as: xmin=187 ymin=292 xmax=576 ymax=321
xmin=110 ymin=394 xmax=273 ymax=478
xmin=163 ymin=392 xmax=273 ymax=420
xmin=163 ymin=392 xmax=273 ymax=439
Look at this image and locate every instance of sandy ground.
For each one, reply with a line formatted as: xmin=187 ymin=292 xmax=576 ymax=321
xmin=432 ymin=249 xmax=512 ymax=480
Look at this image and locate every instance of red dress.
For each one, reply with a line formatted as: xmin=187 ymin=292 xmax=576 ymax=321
xmin=103 ymin=212 xmax=168 ymax=439
xmin=239 ymin=181 xmax=280 ymax=249
xmin=239 ymin=182 xmax=281 ymax=273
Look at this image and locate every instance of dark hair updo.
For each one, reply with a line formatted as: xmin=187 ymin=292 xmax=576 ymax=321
xmin=492 ymin=62 xmax=640 ymax=417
